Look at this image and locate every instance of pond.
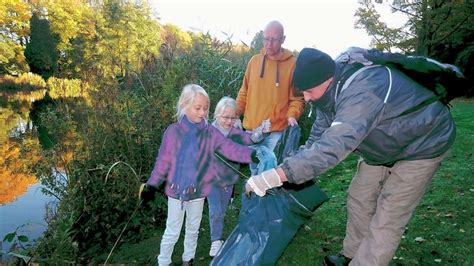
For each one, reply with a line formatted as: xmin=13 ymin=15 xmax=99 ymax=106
xmin=0 ymin=182 xmax=55 ymax=262
xmin=0 ymin=91 xmax=54 ymax=262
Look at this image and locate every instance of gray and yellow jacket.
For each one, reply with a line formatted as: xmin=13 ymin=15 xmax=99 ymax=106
xmin=281 ymin=53 xmax=456 ymax=184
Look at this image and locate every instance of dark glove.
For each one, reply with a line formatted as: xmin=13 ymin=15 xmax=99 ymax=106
xmin=139 ymin=183 xmax=157 ymax=205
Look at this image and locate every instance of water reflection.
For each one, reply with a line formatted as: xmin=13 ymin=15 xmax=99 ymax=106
xmin=0 ymin=183 xmax=55 ymax=261
xmin=0 ymin=91 xmax=48 ymax=260
xmin=1 ymin=77 xmax=88 ymax=261
xmin=0 ymin=137 xmax=40 ymax=204
xmin=1 ymin=94 xmax=41 ymax=204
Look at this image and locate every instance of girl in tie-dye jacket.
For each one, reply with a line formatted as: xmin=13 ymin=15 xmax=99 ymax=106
xmin=142 ymin=84 xmax=256 ymax=266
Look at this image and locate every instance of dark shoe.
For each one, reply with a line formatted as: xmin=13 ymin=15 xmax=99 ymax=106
xmin=323 ymin=254 xmax=352 ymax=266
xmin=182 ymin=259 xmax=194 ymax=266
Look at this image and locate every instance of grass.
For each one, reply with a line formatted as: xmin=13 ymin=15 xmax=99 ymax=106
xmin=105 ymin=100 xmax=473 ymax=265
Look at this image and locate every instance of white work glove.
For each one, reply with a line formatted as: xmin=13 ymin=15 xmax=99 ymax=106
xmin=250 ymin=119 xmax=271 ymax=143
xmin=245 ymin=168 xmax=283 ymax=197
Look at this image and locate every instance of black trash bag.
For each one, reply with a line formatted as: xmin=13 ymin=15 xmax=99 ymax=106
xmin=274 ymin=125 xmax=301 ymax=164
xmin=211 ymin=181 xmax=328 ymax=266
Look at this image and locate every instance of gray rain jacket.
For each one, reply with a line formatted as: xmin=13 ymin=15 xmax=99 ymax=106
xmin=281 ymin=53 xmax=456 ymax=184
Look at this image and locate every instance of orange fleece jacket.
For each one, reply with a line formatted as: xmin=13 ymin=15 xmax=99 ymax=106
xmin=236 ymin=48 xmax=304 ymax=131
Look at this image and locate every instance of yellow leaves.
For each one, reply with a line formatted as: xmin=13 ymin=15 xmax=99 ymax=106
xmin=55 ymin=129 xmax=83 ymax=167
xmin=0 ymin=0 xmax=32 ymax=38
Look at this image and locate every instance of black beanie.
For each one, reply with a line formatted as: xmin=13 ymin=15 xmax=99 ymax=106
xmin=293 ymin=48 xmax=336 ymax=91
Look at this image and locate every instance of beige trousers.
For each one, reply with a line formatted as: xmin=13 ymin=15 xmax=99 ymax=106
xmin=343 ymin=153 xmax=447 ymax=266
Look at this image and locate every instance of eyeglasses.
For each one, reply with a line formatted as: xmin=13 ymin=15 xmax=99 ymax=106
xmin=221 ymin=116 xmax=238 ymax=121
xmin=263 ymin=37 xmax=283 ymax=44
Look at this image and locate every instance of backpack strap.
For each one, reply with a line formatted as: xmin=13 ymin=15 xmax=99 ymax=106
xmin=335 ymin=65 xmax=392 ymax=104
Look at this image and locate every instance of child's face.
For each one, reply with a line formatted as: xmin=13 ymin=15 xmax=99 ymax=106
xmin=186 ymin=94 xmax=209 ymax=123
xmin=217 ymin=106 xmax=237 ymax=129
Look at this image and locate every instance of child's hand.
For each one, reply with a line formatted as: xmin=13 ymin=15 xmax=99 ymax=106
xmin=233 ymin=118 xmax=242 ymax=129
xmin=139 ymin=183 xmax=157 ymax=205
xmin=250 ymin=119 xmax=271 ymax=143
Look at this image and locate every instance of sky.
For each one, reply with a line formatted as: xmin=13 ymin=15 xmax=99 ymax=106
xmin=150 ymin=0 xmax=407 ymax=58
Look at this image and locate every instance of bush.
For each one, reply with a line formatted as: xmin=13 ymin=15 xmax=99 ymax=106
xmin=33 ymin=33 xmax=313 ymax=263
xmin=47 ymin=77 xmax=90 ymax=99
xmin=0 ymin=73 xmax=46 ymax=92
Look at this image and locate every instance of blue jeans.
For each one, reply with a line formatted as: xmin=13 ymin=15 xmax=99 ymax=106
xmin=207 ymin=185 xmax=233 ymax=241
xmin=249 ymin=131 xmax=283 ymax=175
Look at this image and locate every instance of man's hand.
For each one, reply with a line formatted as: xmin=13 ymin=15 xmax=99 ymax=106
xmin=288 ymin=117 xmax=298 ymax=126
xmin=245 ymin=168 xmax=283 ymax=197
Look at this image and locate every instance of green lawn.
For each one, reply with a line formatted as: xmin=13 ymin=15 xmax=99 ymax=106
xmin=106 ymin=100 xmax=474 ymax=265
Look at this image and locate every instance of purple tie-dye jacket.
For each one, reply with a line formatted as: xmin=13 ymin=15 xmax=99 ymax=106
xmin=146 ymin=118 xmax=254 ymax=201
xmin=213 ymin=126 xmax=255 ymax=187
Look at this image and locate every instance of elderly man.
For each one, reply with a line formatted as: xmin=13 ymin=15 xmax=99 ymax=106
xmin=245 ymin=47 xmax=455 ymax=265
xmin=236 ymin=20 xmax=304 ymax=174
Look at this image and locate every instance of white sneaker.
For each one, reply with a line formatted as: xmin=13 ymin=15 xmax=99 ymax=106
xmin=209 ymin=240 xmax=224 ymax=257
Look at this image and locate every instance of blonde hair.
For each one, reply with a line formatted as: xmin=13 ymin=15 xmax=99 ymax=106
xmin=176 ymin=84 xmax=210 ymax=122
xmin=213 ymin=96 xmax=237 ymax=120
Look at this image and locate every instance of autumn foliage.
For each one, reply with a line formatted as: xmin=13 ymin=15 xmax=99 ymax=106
xmin=0 ymin=138 xmax=41 ymax=204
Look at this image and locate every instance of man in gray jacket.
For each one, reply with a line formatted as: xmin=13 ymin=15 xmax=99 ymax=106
xmin=244 ymin=47 xmax=456 ymax=265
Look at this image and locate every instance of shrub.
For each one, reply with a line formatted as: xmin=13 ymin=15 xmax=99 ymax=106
xmin=0 ymin=73 xmax=46 ymax=92
xmin=47 ymin=77 xmax=90 ymax=99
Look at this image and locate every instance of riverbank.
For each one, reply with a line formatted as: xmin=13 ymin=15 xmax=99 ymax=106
xmin=100 ymin=100 xmax=474 ymax=265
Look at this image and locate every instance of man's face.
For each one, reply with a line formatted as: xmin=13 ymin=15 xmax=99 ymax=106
xmin=263 ymin=26 xmax=285 ymax=57
xmin=302 ymin=78 xmax=333 ymax=102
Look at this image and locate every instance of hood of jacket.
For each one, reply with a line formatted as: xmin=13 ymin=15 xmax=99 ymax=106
xmin=259 ymin=48 xmax=294 ymax=87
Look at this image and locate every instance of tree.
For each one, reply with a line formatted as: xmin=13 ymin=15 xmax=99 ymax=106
xmin=0 ymin=0 xmax=31 ymax=45
xmin=251 ymin=30 xmax=264 ymax=52
xmin=87 ymin=0 xmax=162 ymax=81
xmin=40 ymin=0 xmax=97 ymax=78
xmin=24 ymin=13 xmax=59 ymax=79
xmin=355 ymin=1 xmax=414 ymax=53
xmin=0 ymin=0 xmax=31 ymax=74
xmin=160 ymin=23 xmax=193 ymax=61
xmin=355 ymin=0 xmax=474 ymax=93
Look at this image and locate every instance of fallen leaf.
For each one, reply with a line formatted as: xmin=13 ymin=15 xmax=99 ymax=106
xmin=460 ymin=229 xmax=465 ymax=233
xmin=434 ymin=259 xmax=442 ymax=263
